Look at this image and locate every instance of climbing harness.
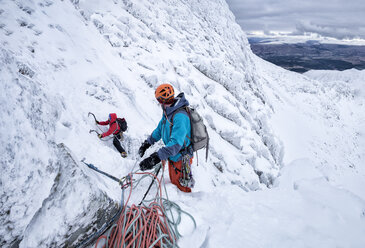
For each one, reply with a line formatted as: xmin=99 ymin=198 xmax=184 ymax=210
xmin=115 ymin=132 xmax=124 ymax=141
xmin=179 ymin=154 xmax=195 ymax=188
xmin=77 ymin=158 xmax=196 ymax=248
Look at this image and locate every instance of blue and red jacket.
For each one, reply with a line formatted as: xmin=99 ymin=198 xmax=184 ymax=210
xmin=99 ymin=113 xmax=120 ymax=138
xmin=147 ymin=93 xmax=192 ymax=162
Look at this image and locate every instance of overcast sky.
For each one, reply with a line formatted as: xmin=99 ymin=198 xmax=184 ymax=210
xmin=226 ymin=0 xmax=365 ymax=40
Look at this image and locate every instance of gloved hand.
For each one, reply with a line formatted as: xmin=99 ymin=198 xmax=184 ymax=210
xmin=138 ymin=140 xmax=151 ymax=157
xmin=95 ymin=120 xmax=100 ymax=124
xmin=98 ymin=134 xmax=103 ymax=139
xmin=139 ymin=152 xmax=161 ymax=171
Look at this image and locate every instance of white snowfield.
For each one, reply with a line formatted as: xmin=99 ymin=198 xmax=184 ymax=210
xmin=0 ymin=0 xmax=364 ymax=247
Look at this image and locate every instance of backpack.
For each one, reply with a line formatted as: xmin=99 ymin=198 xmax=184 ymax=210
xmin=116 ymin=118 xmax=127 ymax=132
xmin=171 ymin=107 xmax=209 ymax=161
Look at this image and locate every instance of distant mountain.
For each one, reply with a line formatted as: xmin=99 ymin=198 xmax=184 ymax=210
xmin=249 ymin=39 xmax=365 ymax=73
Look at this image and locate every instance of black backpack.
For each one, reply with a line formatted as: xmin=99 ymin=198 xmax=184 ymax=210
xmin=170 ymin=107 xmax=209 ymax=161
xmin=116 ymin=118 xmax=127 ymax=132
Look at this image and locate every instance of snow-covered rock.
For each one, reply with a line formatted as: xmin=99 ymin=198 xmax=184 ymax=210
xmin=1 ymin=0 xmax=364 ymax=247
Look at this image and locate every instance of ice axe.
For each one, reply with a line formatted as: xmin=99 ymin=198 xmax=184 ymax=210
xmin=89 ymin=129 xmax=100 ymax=135
xmin=88 ymin=112 xmax=99 ymax=123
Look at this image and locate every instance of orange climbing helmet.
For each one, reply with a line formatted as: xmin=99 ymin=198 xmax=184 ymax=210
xmin=155 ymin=84 xmax=175 ymax=104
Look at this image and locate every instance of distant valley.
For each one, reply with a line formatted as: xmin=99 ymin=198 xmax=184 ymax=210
xmin=249 ymin=39 xmax=365 ymax=73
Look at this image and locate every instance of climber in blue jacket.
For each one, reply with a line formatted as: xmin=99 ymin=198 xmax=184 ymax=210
xmin=138 ymin=83 xmax=194 ymax=192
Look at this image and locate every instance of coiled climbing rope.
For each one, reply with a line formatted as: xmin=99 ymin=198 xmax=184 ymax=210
xmin=78 ymin=160 xmax=196 ymax=248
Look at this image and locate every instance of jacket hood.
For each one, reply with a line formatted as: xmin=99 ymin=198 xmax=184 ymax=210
xmin=164 ymin=92 xmax=189 ymax=117
xmin=109 ymin=113 xmax=117 ymax=122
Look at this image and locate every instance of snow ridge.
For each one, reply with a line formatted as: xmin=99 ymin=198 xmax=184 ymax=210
xmin=1 ymin=0 xmax=364 ymax=247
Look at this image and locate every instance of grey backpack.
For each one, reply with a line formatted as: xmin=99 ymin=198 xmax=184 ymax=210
xmin=171 ymin=106 xmax=209 ymax=161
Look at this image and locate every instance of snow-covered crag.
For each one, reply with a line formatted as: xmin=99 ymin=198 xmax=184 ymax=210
xmin=1 ymin=0 xmax=364 ymax=247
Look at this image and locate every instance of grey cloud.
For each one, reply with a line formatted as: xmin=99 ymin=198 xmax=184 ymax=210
xmin=226 ymin=0 xmax=365 ymax=40
xmin=295 ymin=22 xmax=365 ymax=40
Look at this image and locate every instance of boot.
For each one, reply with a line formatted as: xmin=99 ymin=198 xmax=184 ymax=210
xmin=121 ymin=152 xmax=127 ymax=158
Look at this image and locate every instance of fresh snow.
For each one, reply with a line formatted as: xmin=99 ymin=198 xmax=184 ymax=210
xmin=1 ymin=0 xmax=364 ymax=247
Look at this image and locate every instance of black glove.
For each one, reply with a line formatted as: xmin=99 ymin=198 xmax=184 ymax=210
xmin=138 ymin=140 xmax=151 ymax=157
xmin=98 ymin=134 xmax=103 ymax=139
xmin=96 ymin=120 xmax=100 ymax=124
xmin=139 ymin=152 xmax=161 ymax=171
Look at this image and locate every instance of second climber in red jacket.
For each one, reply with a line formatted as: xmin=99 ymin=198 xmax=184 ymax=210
xmin=97 ymin=113 xmax=128 ymax=158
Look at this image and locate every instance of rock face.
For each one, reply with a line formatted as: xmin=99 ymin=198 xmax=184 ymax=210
xmin=20 ymin=144 xmax=119 ymax=247
xmin=0 ymin=0 xmax=285 ymax=246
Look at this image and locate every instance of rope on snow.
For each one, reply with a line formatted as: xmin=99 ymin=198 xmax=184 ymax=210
xmin=77 ymin=160 xmax=196 ymax=248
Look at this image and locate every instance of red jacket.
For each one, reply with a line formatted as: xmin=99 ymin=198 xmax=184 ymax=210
xmin=99 ymin=113 xmax=120 ymax=138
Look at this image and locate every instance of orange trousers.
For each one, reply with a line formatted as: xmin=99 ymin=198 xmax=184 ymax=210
xmin=167 ymin=158 xmax=193 ymax=193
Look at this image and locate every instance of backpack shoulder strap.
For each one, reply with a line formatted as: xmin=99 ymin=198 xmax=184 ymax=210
xmin=169 ymin=106 xmax=189 ymax=134
xmin=169 ymin=106 xmax=191 ymax=155
xmin=110 ymin=118 xmax=122 ymax=133
xmin=110 ymin=120 xmax=117 ymax=127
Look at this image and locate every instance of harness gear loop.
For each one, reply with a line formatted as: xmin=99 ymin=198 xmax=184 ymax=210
xmin=179 ymin=154 xmax=195 ymax=188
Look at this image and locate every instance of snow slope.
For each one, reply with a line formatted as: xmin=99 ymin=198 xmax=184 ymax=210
xmin=0 ymin=0 xmax=364 ymax=247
